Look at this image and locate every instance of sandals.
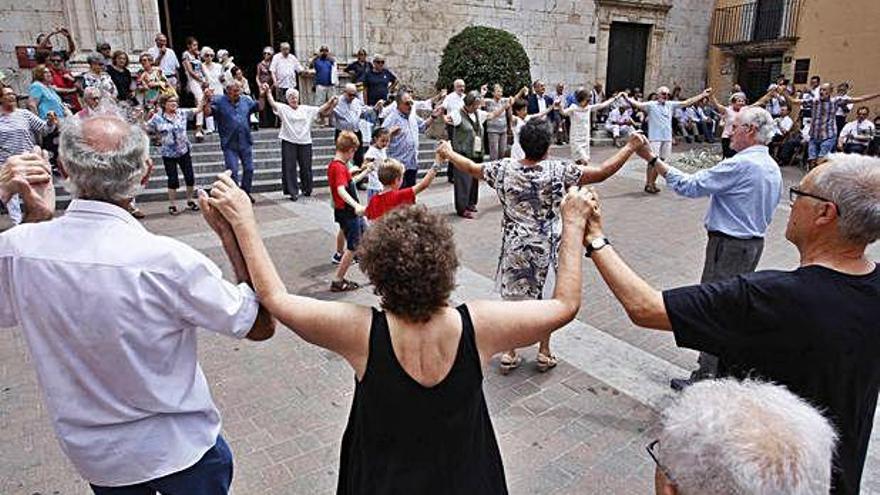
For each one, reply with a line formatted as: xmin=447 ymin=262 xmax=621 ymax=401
xmin=330 ymin=279 xmax=361 ymax=292
xmin=536 ymin=352 xmax=559 ymax=373
xmin=187 ymin=200 xmax=200 ymax=212
xmin=499 ymin=353 xmax=523 ymax=375
xmin=644 ymin=185 xmax=660 ymax=194
xmin=168 ymin=205 xmax=179 ymax=216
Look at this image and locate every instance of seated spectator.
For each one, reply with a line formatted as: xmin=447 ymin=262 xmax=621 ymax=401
xmin=365 ymin=155 xmax=438 ymax=221
xmin=0 ymin=114 xmax=275 ymax=493
xmin=604 ymin=104 xmax=636 ymax=147
xmin=870 ymin=116 xmax=880 ymax=157
xmin=838 ymin=106 xmax=874 ymax=155
xmin=652 ymin=379 xmax=836 ymax=494
xmin=584 ymin=152 xmax=880 ymax=494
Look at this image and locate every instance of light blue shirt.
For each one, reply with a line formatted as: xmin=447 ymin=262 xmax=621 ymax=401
xmin=383 ymin=109 xmax=429 ymax=170
xmin=28 ymin=82 xmax=65 ymax=120
xmin=333 ymin=95 xmax=369 ymax=132
xmin=645 ymin=100 xmax=683 ymax=142
xmin=664 ymin=145 xmax=782 ymax=239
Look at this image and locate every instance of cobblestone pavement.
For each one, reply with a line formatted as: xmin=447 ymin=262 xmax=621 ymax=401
xmin=2 ymin=144 xmax=879 ymax=494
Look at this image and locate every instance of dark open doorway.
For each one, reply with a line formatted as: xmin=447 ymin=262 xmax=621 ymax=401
xmin=737 ymin=55 xmax=782 ymax=103
xmin=157 ymin=0 xmax=292 ymax=86
xmin=606 ymin=22 xmax=650 ymax=95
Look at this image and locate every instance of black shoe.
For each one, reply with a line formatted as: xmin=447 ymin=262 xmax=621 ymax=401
xmin=670 ymin=377 xmax=693 ymax=392
xmin=289 ymin=195 xmax=298 ymax=202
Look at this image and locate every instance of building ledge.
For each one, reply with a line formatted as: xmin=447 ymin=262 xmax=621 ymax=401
xmin=714 ymin=38 xmax=798 ymax=55
xmin=596 ymin=0 xmax=673 ymax=13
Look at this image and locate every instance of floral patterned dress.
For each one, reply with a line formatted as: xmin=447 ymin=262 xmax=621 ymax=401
xmin=482 ymin=158 xmax=582 ymax=299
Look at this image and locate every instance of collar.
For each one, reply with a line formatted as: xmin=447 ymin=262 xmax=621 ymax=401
xmin=66 ymin=199 xmax=146 ymax=231
xmin=735 ymin=144 xmax=769 ymax=155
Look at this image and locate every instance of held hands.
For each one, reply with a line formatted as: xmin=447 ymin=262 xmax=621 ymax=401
xmin=702 ymin=88 xmax=714 ymax=98
xmin=625 ymin=132 xmax=650 ymax=154
xmin=46 ymin=111 xmax=59 ymax=127
xmin=204 ymin=171 xmax=255 ymax=230
xmin=0 ymin=148 xmax=55 ymax=221
xmin=435 ymin=141 xmax=453 ymax=160
xmin=560 ymin=186 xmax=597 ymax=233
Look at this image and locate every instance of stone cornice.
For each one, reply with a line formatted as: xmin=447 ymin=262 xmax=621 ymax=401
xmin=596 ymin=0 xmax=673 ymax=13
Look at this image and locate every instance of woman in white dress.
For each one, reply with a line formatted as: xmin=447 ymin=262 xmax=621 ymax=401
xmin=200 ymin=47 xmax=224 ymax=136
xmin=510 ymin=98 xmax=556 ymax=160
xmin=562 ymin=88 xmax=622 ymax=164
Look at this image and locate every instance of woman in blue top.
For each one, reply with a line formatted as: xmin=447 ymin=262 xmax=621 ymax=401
xmin=146 ymin=94 xmax=200 ymax=215
xmin=28 ymin=64 xmax=66 ymax=167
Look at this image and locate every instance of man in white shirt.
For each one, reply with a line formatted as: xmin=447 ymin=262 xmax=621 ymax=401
xmin=605 ymin=105 xmax=636 ymax=146
xmin=0 ymin=115 xmax=275 ymax=494
xmin=838 ymin=106 xmax=875 ymax=155
xmin=269 ymin=42 xmax=305 ymax=102
xmin=441 ymin=79 xmax=467 ymax=182
xmin=145 ymin=33 xmax=180 ymax=89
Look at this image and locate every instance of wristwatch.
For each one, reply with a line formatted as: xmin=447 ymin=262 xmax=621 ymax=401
xmin=647 ymin=156 xmax=659 ymax=168
xmin=585 ymin=237 xmax=611 ymax=257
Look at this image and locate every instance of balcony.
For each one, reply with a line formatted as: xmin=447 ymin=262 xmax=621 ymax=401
xmin=711 ymin=0 xmax=801 ymax=47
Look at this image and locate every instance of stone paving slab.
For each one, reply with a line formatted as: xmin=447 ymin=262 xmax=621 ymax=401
xmin=2 ymin=143 xmax=879 ymax=494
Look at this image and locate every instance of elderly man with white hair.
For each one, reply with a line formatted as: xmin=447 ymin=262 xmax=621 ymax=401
xmin=0 ymin=114 xmax=275 ymax=493
xmin=642 ymin=106 xmax=783 ymax=389
xmin=582 ymin=151 xmax=880 ymax=495
xmin=269 ymin=42 xmax=305 ymax=103
xmin=202 ymin=79 xmax=268 ymax=200
xmin=624 ymin=86 xmax=712 ymax=193
xmin=333 ymin=83 xmax=381 ymax=170
xmin=264 ymin=83 xmax=338 ymax=200
xmin=651 ymin=379 xmax=836 ymax=494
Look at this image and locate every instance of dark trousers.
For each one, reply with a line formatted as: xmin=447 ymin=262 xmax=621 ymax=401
xmin=222 ymin=146 xmax=254 ymax=193
xmin=446 ymin=124 xmax=455 ymax=182
xmin=281 ymin=141 xmax=313 ymax=197
xmin=694 ymin=232 xmax=765 ymax=378
xmin=721 ymin=137 xmax=736 ymax=158
xmin=162 ymin=153 xmax=195 ymax=190
xmin=335 ymin=129 xmax=365 ymax=167
xmin=402 ymin=168 xmax=418 ymax=189
xmin=90 ymin=436 xmax=233 ymax=495
xmin=453 ymin=157 xmax=480 ymax=215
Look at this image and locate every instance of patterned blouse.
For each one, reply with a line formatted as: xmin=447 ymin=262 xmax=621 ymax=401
xmin=147 ymin=110 xmax=194 ymax=158
xmin=82 ymin=71 xmax=118 ymax=99
xmin=482 ymin=158 xmax=583 ymax=299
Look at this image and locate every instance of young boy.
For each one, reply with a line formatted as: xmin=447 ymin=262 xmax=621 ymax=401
xmin=365 ymin=154 xmax=440 ymax=221
xmin=328 ymin=130 xmax=371 ymax=291
xmin=364 ymin=127 xmax=391 ymax=200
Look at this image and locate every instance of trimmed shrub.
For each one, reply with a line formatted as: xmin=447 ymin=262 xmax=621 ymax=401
xmin=436 ymin=26 xmax=532 ymax=96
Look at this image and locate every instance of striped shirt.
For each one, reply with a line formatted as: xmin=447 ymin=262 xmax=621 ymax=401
xmin=810 ymin=96 xmax=851 ymax=141
xmin=0 ymin=109 xmax=52 ymax=164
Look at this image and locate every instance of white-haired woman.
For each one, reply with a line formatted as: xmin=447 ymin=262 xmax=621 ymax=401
xmin=201 ymin=46 xmax=223 ymax=136
xmin=706 ymin=88 xmax=778 ymax=158
xmin=182 ymin=36 xmax=207 ymax=141
xmin=81 ymin=52 xmax=117 ymax=101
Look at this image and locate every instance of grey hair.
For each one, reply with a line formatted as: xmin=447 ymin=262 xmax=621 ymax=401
xmin=82 ymin=86 xmax=102 ymax=99
xmin=86 ymin=53 xmax=104 ymax=65
xmin=344 ymin=82 xmax=357 ymax=94
xmin=285 ymin=88 xmax=300 ymax=101
xmin=58 ymin=115 xmax=150 ymax=202
xmin=738 ymin=106 xmax=776 ymax=145
xmin=280 ymin=42 xmax=291 ymax=50
xmin=463 ymin=90 xmax=481 ymax=107
xmin=811 ymin=153 xmax=880 ymax=244
xmin=659 ymin=379 xmax=836 ymax=495
xmin=729 ymin=91 xmax=747 ymax=103
xmin=657 ymin=85 xmax=670 ymax=94
xmin=200 ymin=46 xmax=214 ymax=58
xmin=224 ymin=79 xmax=243 ymax=90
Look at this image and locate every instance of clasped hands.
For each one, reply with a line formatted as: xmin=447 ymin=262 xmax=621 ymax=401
xmin=0 ymin=147 xmax=55 ymax=222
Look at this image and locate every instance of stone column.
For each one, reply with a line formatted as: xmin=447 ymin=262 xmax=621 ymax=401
xmin=595 ymin=21 xmax=612 ymax=88
xmin=64 ymin=0 xmax=159 ymax=58
xmin=291 ymin=0 xmax=365 ymax=60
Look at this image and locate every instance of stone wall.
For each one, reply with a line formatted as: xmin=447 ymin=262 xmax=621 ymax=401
xmin=0 ymin=0 xmax=68 ymax=92
xmin=656 ymin=0 xmax=713 ymax=94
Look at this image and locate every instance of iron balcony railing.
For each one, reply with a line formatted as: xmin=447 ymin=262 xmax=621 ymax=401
xmin=711 ymin=0 xmax=801 ymax=46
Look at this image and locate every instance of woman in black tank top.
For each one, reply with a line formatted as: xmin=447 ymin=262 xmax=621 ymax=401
xmin=205 ymin=176 xmax=595 ymax=494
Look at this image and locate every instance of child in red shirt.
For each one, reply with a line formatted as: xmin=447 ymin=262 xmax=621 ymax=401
xmin=365 ymin=155 xmax=439 ymax=221
xmin=328 ymin=131 xmax=372 ymax=292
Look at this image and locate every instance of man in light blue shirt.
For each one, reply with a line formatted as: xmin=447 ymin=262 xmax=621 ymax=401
xmin=644 ymin=106 xmax=782 ymax=389
xmin=333 ymin=83 xmax=376 ymax=168
xmin=625 ymin=86 xmax=711 ymax=193
xmin=382 ymin=90 xmax=440 ymax=187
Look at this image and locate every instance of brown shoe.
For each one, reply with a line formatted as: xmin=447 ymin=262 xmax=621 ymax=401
xmin=458 ymin=211 xmax=475 ymax=219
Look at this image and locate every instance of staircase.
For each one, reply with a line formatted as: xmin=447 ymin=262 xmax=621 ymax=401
xmin=53 ymin=127 xmax=441 ymax=207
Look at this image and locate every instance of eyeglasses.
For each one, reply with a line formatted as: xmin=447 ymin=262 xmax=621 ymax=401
xmin=789 ymin=186 xmax=840 ymax=214
xmin=374 ymin=60 xmax=385 ymax=64
xmin=646 ymin=440 xmax=676 ymax=484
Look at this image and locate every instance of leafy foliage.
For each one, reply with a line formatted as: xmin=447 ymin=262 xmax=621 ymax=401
xmin=436 ymin=26 xmax=532 ymax=96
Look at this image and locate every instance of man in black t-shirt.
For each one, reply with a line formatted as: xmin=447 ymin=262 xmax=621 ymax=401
xmin=359 ymin=54 xmax=397 ymax=106
xmin=581 ymin=153 xmax=880 ymax=494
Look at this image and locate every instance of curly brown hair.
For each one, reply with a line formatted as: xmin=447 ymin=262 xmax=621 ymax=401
xmin=358 ymin=205 xmax=458 ymax=322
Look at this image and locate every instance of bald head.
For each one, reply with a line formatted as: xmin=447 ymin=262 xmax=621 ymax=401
xmin=59 ymin=115 xmax=150 ymax=202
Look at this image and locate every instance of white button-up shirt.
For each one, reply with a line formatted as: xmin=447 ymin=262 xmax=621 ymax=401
xmin=270 ymin=53 xmax=304 ymax=89
xmin=0 ymin=200 xmax=259 ymax=486
xmin=145 ymin=46 xmax=180 ymax=78
xmin=441 ymin=91 xmax=465 ymax=115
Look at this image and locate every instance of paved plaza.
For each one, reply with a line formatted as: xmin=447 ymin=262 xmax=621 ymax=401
xmin=2 ymin=145 xmax=879 ymax=494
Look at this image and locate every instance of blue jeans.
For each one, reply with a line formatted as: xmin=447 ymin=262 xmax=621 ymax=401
xmin=808 ymin=137 xmax=836 ymax=161
xmin=90 ymin=436 xmax=233 ymax=495
xmin=222 ymin=146 xmax=254 ymax=193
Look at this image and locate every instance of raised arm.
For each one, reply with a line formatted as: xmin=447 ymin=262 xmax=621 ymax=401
xmin=750 ymin=88 xmax=777 ymax=108
xmin=469 ymin=186 xmax=590 ymax=363
xmin=623 ymin=94 xmax=648 ymax=112
xmin=436 ymin=140 xmax=483 ymax=179
xmin=680 ymin=88 xmax=712 ymax=108
xmin=578 ymin=133 xmax=648 ymax=185
xmin=261 ymin=83 xmax=280 ymax=112
xmin=319 ymin=95 xmax=339 ymax=116
xmin=412 ymin=156 xmax=440 ymax=195
xmin=590 ymin=92 xmax=623 ymax=112
xmin=849 ymin=92 xmax=880 ymax=104
xmin=583 ymin=191 xmax=671 ymax=329
xmin=205 ymin=174 xmax=371 ymax=370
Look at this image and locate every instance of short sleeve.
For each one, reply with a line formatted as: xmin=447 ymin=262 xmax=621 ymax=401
xmin=398 ymin=187 xmax=416 ymax=205
xmin=209 ymin=95 xmax=220 ymax=114
xmin=177 ymin=255 xmax=259 ymax=339
xmin=562 ymin=160 xmax=584 ymax=188
xmin=307 ymin=106 xmax=321 ymax=121
xmin=328 ymin=162 xmax=348 ymax=189
xmin=28 ymin=84 xmax=42 ymax=102
xmin=0 ymin=257 xmax=17 ymax=328
xmin=662 ymin=276 xmax=752 ymax=356
xmin=388 ymin=70 xmax=397 ymax=83
xmin=482 ymin=160 xmax=502 ymax=189
xmin=248 ymin=97 xmax=260 ymax=114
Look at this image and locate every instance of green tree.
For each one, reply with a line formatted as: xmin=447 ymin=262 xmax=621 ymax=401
xmin=436 ymin=26 xmax=532 ymax=96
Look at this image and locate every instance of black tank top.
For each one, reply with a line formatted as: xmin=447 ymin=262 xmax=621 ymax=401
xmin=337 ymin=305 xmax=508 ymax=495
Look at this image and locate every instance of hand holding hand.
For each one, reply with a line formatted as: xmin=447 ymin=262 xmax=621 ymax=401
xmin=703 ymin=88 xmax=714 ymax=97
xmin=203 ymin=88 xmax=214 ymax=101
xmin=355 ymin=204 xmax=367 ymax=217
xmin=435 ymin=141 xmax=453 ymax=160
xmin=206 ymin=171 xmax=255 ymax=230
xmin=46 ymin=111 xmax=59 ymax=126
xmin=560 ymin=186 xmax=594 ymax=232
xmin=625 ymin=132 xmax=650 ymax=152
xmin=198 ymin=188 xmax=234 ymax=240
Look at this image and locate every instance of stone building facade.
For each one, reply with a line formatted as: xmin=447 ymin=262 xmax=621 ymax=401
xmin=0 ymin=0 xmax=714 ymax=97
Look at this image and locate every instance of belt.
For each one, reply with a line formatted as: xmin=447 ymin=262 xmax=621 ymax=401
xmin=707 ymin=230 xmax=763 ymax=241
